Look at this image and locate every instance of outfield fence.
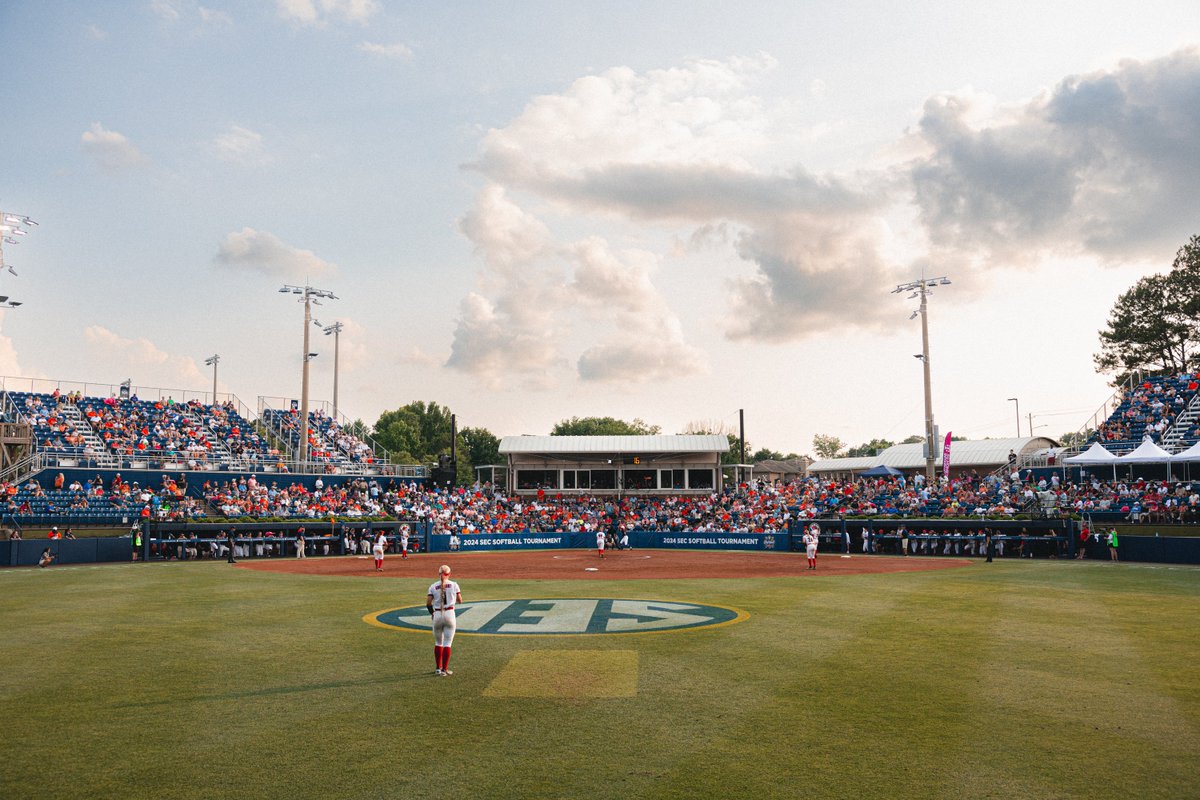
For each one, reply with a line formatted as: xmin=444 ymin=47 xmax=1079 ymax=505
xmin=6 ymin=519 xmax=1200 ymax=566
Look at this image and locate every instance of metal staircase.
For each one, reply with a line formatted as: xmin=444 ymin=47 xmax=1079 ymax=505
xmin=58 ymin=403 xmax=119 ymax=467
xmin=1161 ymin=392 xmax=1200 ymax=451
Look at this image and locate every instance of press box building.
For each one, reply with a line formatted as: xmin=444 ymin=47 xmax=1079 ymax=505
xmin=497 ymin=435 xmax=730 ymax=495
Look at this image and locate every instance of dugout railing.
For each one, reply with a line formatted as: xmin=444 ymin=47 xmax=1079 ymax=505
xmin=790 ymin=518 xmax=1073 ymax=558
xmin=143 ymin=519 xmax=431 ymax=562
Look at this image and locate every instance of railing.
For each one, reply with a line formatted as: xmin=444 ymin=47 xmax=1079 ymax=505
xmin=1064 ymin=370 xmax=1143 ymax=455
xmin=0 ymin=374 xmax=238 ymax=407
xmin=258 ymin=395 xmax=396 ymax=469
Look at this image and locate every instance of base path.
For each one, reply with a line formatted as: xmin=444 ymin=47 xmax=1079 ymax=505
xmin=241 ymin=550 xmax=973 ymax=580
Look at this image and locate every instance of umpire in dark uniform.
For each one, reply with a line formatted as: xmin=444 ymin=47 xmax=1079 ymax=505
xmin=985 ymin=529 xmax=994 ymax=563
xmin=227 ymin=528 xmax=238 ymax=564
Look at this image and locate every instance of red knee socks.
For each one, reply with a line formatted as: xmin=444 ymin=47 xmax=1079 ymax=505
xmin=434 ymin=645 xmax=452 ymax=671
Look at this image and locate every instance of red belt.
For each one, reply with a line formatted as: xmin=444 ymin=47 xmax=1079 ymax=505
xmin=437 ymin=607 xmax=454 ymax=611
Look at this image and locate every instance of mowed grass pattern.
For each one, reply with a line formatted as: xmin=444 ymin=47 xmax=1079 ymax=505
xmin=1 ymin=557 xmax=1197 ymax=800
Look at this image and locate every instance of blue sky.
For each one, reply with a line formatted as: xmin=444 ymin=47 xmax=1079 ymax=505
xmin=2 ymin=0 xmax=1199 ymax=455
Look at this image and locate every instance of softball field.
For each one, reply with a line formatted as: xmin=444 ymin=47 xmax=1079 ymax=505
xmin=2 ymin=550 xmax=1197 ymax=799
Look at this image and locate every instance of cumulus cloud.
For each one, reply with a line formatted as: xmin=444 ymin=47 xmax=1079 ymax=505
xmin=462 ymin=53 xmax=902 ymax=353
xmin=454 ymin=47 xmax=1200 ymax=368
xmin=358 ymin=41 xmax=413 ymax=60
xmin=319 ymin=317 xmax=368 ymax=373
xmin=446 ymin=291 xmax=568 ymax=390
xmin=81 ymin=122 xmax=149 ymax=172
xmin=726 ymin=214 xmax=899 ymax=341
xmin=0 ymin=315 xmax=26 ymax=376
xmin=458 ymin=184 xmax=552 ymax=270
xmin=214 ymin=228 xmax=337 ymax=279
xmin=910 ymin=47 xmax=1200 ymax=262
xmin=213 ymin=125 xmax=268 ymax=164
xmin=447 ymin=193 xmax=708 ymax=386
xmin=568 ymin=239 xmax=707 ymax=382
xmin=149 ymin=0 xmax=181 ymax=20
xmin=396 ymin=344 xmax=440 ymax=368
xmin=275 ymin=0 xmax=378 ymax=25
xmin=83 ymin=326 xmax=208 ymax=389
xmin=471 ymin=54 xmax=778 ymax=184
xmin=447 ymin=186 xmax=567 ymax=386
xmin=198 ymin=6 xmax=233 ymax=26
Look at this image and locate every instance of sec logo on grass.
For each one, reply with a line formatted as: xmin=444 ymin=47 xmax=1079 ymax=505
xmin=364 ymin=599 xmax=747 ymax=636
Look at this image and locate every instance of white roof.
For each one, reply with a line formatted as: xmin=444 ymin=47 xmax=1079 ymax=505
xmin=806 ymin=455 xmax=880 ymax=472
xmin=1171 ymin=441 xmax=1200 ymax=462
xmin=1116 ymin=439 xmax=1173 ymax=463
xmin=1063 ymin=442 xmax=1119 ymax=464
xmin=499 ymin=434 xmax=730 ymax=455
xmin=809 ymin=437 xmax=1057 ymax=473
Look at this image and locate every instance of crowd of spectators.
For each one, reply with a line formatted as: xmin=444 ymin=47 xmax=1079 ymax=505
xmin=7 ymin=391 xmax=300 ymax=468
xmin=6 ymin=463 xmax=1200 ymax=532
xmin=192 ymin=469 xmax=1200 ymax=531
xmin=1093 ymin=373 xmax=1200 ymax=450
xmin=260 ymin=408 xmax=379 ymax=466
xmin=1 ymin=472 xmax=208 ymax=524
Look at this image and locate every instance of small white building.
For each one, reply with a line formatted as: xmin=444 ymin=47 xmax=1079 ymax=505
xmin=807 ymin=436 xmax=1059 ymax=479
xmin=498 ymin=435 xmax=730 ymax=495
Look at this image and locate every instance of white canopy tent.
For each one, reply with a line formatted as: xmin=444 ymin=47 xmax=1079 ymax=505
xmin=1063 ymin=442 xmax=1119 ymax=480
xmin=1116 ymin=440 xmax=1174 ymax=463
xmin=1170 ymin=441 xmax=1200 ymax=462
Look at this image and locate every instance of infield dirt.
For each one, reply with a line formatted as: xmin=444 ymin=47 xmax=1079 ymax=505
xmin=240 ymin=549 xmax=974 ymax=580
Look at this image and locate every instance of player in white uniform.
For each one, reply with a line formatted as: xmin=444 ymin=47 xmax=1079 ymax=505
xmin=400 ymin=525 xmax=410 ymax=560
xmin=426 ymin=565 xmax=462 ymax=676
xmin=372 ymin=531 xmax=388 ymax=572
xmin=596 ymin=530 xmax=606 ymax=559
xmin=803 ymin=524 xmax=819 ymax=570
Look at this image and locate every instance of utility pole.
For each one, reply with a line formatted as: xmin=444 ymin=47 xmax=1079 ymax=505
xmin=893 ymin=274 xmax=951 ymax=485
xmin=279 ymin=284 xmax=337 ymax=465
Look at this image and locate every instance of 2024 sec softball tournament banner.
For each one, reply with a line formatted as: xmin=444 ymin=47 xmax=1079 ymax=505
xmin=426 ymin=531 xmax=788 ymax=552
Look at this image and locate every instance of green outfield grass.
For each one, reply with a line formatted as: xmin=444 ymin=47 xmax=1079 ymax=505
xmin=2 ymin=556 xmax=1198 ymax=800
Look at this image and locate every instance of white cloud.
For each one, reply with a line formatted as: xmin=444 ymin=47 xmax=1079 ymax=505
xmin=396 ymin=344 xmax=439 ymax=368
xmin=86 ymin=25 xmax=108 ymax=40
xmin=568 ymin=239 xmax=707 ymax=382
xmin=149 ymin=0 xmax=181 ymax=21
xmin=214 ymin=228 xmax=337 ymax=279
xmin=446 ymin=291 xmax=568 ymax=390
xmin=447 ymin=189 xmax=708 ymax=386
xmin=83 ymin=326 xmax=208 ymax=389
xmin=319 ymin=317 xmax=368 ymax=373
xmin=358 ymin=41 xmax=413 ymax=60
xmin=464 ymin=54 xmax=904 ymax=349
xmin=198 ymin=6 xmax=233 ymax=26
xmin=275 ymin=0 xmax=379 ymax=25
xmin=472 ymin=54 xmax=779 ymax=184
xmin=213 ymin=125 xmax=268 ymax=164
xmin=0 ymin=313 xmax=26 ymax=376
xmin=458 ymin=184 xmax=551 ymax=271
xmin=462 ymin=48 xmax=1200 ymax=356
xmin=81 ymin=122 xmax=149 ymax=172
xmin=910 ymin=47 xmax=1200 ymax=263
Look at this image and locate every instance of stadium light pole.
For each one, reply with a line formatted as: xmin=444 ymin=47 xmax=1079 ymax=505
xmin=1008 ymin=397 xmax=1020 ymax=438
xmin=279 ymin=284 xmax=338 ymax=466
xmin=323 ymin=321 xmax=344 ymax=420
xmin=893 ymin=274 xmax=951 ymax=485
xmin=0 ymin=210 xmax=37 ymax=306
xmin=204 ymin=354 xmax=220 ymax=404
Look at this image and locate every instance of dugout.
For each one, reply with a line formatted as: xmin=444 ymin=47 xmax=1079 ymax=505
xmin=498 ymin=435 xmax=729 ymax=496
xmin=793 ymin=518 xmax=1072 ymax=557
xmin=143 ymin=519 xmax=429 ymax=561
